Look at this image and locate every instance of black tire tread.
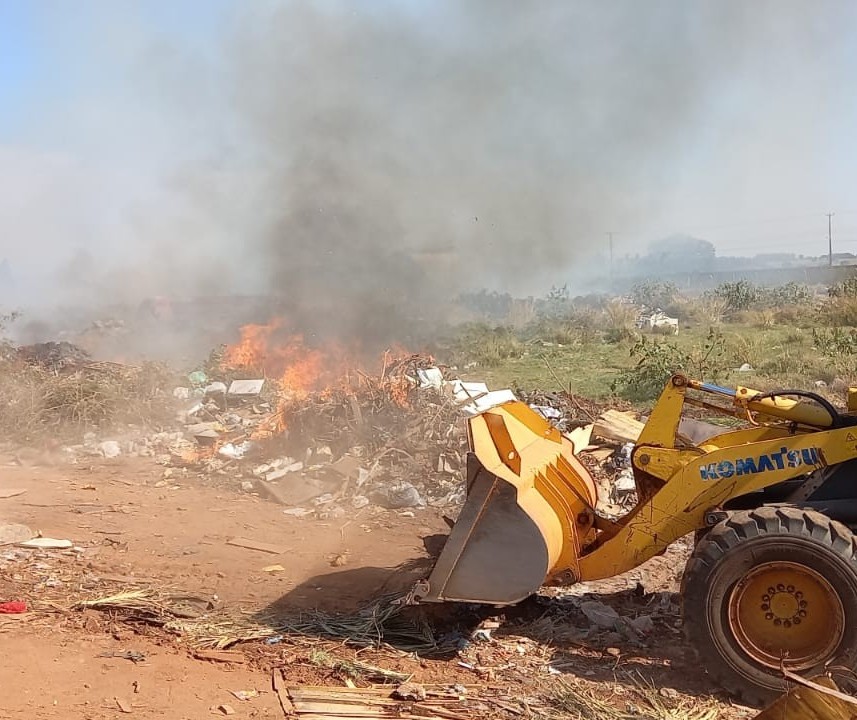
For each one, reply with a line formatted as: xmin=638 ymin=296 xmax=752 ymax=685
xmin=682 ymin=507 xmax=857 ymax=706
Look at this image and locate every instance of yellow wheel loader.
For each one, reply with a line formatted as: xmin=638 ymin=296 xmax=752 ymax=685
xmin=408 ymin=374 xmax=857 ymax=705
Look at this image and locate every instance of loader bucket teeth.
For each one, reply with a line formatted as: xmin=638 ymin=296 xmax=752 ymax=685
xmin=412 ymin=401 xmax=597 ymax=606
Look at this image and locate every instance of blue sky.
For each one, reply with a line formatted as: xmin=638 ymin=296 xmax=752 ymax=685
xmin=3 ymin=1 xmax=857 ymax=306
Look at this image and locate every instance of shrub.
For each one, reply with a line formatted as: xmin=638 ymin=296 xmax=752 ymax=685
xmin=631 ymin=280 xmax=678 ymax=310
xmin=828 ymin=277 xmax=857 ymax=298
xmin=811 ymin=327 xmax=857 ymax=378
xmin=612 ymin=329 xmax=727 ymax=402
xmin=603 ymin=298 xmax=637 ymax=330
xmin=714 ymin=280 xmax=759 ymax=313
xmin=760 ymin=282 xmax=813 ymax=307
xmin=817 ymin=296 xmax=857 ymax=327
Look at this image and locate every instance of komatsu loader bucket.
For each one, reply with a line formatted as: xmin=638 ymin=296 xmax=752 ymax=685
xmin=410 ymin=401 xmax=597 ymax=605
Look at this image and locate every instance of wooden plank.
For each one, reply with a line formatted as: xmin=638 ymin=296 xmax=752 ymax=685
xmin=567 ymin=424 xmax=593 ymax=454
xmin=289 ymin=687 xmax=393 ymax=695
xmin=753 ymin=675 xmax=855 ymax=720
xmin=192 ymin=649 xmax=246 ymax=664
xmin=592 ymin=410 xmax=644 ymax=444
xmin=273 ymin=669 xmax=296 ymax=717
xmin=226 ymin=536 xmax=287 ymax=554
xmin=289 ymin=693 xmax=391 ymax=704
xmin=291 ymin=704 xmax=396 ymax=716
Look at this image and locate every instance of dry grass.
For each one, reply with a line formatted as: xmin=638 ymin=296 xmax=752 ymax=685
xmin=75 ymin=588 xmax=442 ymax=653
xmin=0 ymin=359 xmax=177 ymax=443
xmin=603 ymin=299 xmax=637 ymax=331
xmin=546 ymin=677 xmax=720 ymax=720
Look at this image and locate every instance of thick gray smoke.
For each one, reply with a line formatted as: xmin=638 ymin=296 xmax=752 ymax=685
xmin=2 ymin=1 xmax=855 ymax=355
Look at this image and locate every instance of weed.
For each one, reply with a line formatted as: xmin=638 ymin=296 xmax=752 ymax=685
xmin=631 ymin=280 xmax=678 ymax=310
xmin=811 ymin=327 xmax=857 ymax=377
xmin=436 ymin=322 xmax=525 ymax=368
xmin=612 ymin=329 xmax=727 ymax=402
xmin=818 ymin=296 xmax=857 ymax=327
xmin=603 ymin=298 xmax=637 ymax=331
xmin=829 ymin=277 xmax=857 ymax=298
xmin=714 ymin=280 xmax=758 ymax=313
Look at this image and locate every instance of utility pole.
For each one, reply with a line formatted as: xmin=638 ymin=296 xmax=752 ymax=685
xmin=827 ymin=212 xmax=835 ymax=267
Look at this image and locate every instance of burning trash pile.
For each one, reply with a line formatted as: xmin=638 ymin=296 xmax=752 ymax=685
xmin=143 ymin=319 xmax=660 ymax=519
xmin=154 ymin=322 xmax=494 ymax=515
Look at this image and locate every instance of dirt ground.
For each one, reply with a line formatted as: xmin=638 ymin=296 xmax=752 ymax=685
xmin=0 ymin=454 xmax=753 ymax=719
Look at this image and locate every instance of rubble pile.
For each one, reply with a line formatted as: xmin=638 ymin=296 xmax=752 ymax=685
xmin=15 ymin=341 xmax=92 ymax=372
xmin=11 ymin=336 xmax=654 ymax=521
xmin=158 ymin=355 xmax=472 ymax=515
xmin=145 ymin=351 xmax=648 ymax=520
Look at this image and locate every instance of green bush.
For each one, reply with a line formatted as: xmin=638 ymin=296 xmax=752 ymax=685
xmin=760 ymin=282 xmax=812 ymax=307
xmin=631 ymin=280 xmax=678 ymax=309
xmin=828 ymin=277 xmax=857 ymax=298
xmin=714 ymin=280 xmax=759 ymax=313
xmin=810 ymin=327 xmax=857 ymax=378
xmin=612 ymin=329 xmax=727 ymax=402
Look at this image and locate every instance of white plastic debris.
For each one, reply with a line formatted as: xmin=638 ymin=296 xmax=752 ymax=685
xmin=227 ymin=379 xmax=265 ymax=396
xmin=457 ymin=389 xmax=517 ymax=416
xmin=580 ymin=599 xmax=620 ymax=629
xmin=614 ymin=469 xmax=636 ymax=492
xmin=99 ymin=441 xmax=121 ymax=459
xmin=282 ymin=507 xmax=313 ymax=517
xmin=530 ymin=405 xmax=562 ymax=420
xmin=17 ymin=538 xmax=74 ymax=549
xmin=218 ymin=441 xmax=253 ymax=460
xmin=450 ymin=379 xmax=488 ymax=401
xmin=380 ymin=482 xmax=426 ymax=509
xmin=416 ymin=367 xmax=444 ymax=389
xmin=173 ymin=386 xmax=190 ymax=399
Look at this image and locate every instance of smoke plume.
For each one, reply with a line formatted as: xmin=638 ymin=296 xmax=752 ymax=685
xmin=2 ymin=1 xmax=855 ymax=356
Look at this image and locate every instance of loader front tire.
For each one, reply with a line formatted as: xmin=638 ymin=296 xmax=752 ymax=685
xmin=682 ymin=507 xmax=857 ymax=706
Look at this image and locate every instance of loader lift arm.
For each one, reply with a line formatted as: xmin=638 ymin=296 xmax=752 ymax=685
xmin=409 ymin=373 xmax=857 ymax=704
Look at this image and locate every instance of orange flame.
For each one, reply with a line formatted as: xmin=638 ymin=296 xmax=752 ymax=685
xmin=222 ymin=319 xmax=343 ymax=397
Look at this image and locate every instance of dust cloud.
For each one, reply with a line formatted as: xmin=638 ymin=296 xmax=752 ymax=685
xmin=2 ymin=1 xmax=855 ymax=356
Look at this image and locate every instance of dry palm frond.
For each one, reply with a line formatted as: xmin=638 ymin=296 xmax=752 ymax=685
xmin=76 ymin=589 xmax=440 ymax=653
xmin=170 ymin=595 xmax=439 ymax=652
xmin=74 ymin=590 xmax=213 ymax=624
xmin=546 ymin=677 xmax=720 ymax=720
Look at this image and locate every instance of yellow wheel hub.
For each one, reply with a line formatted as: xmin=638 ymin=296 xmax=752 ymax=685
xmin=728 ymin=561 xmax=845 ymax=670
